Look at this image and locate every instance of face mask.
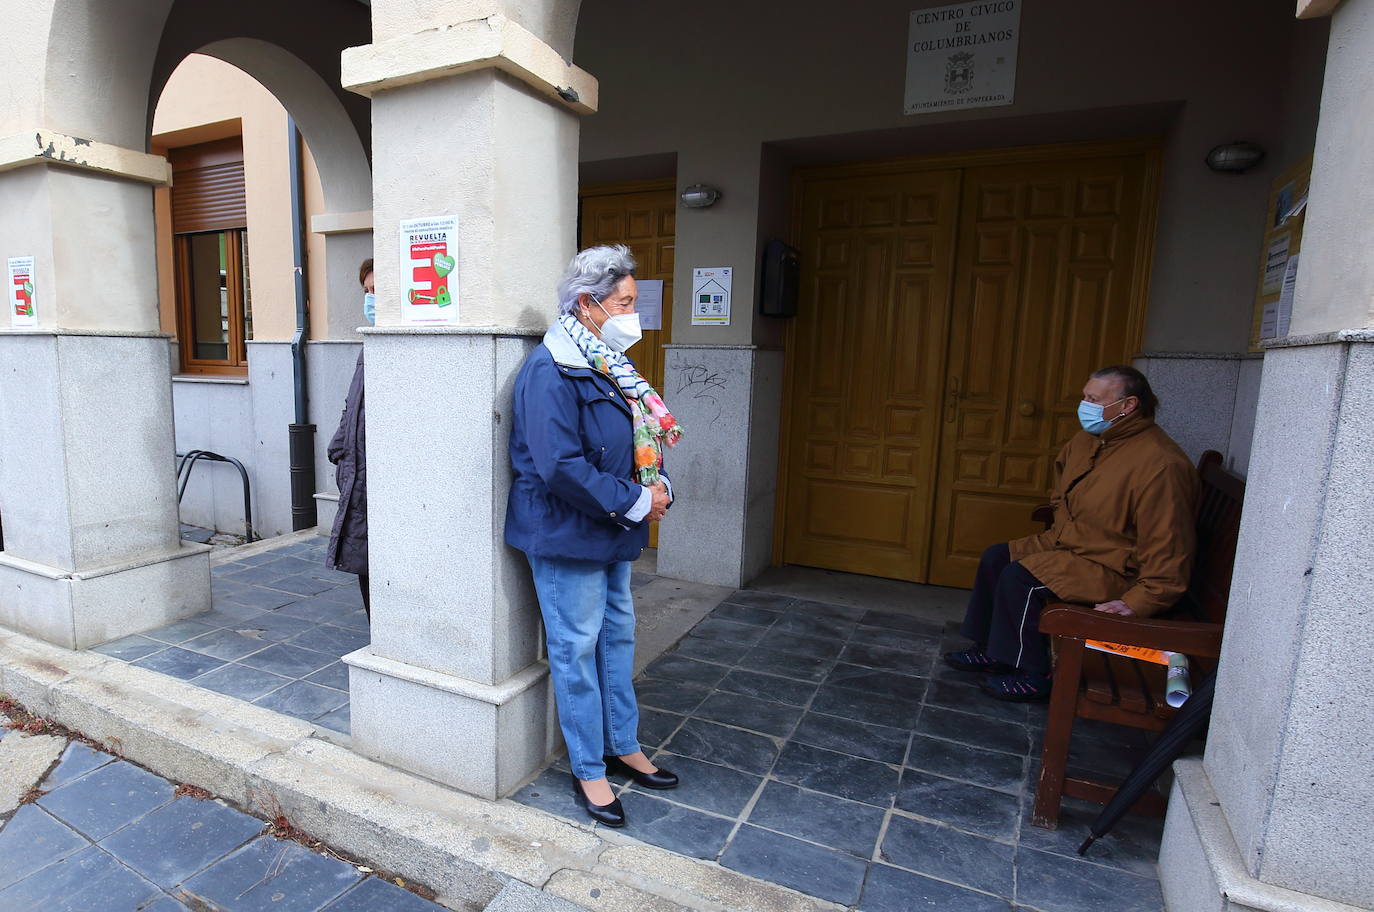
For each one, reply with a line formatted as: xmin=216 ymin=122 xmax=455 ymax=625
xmin=1077 ymin=397 xmax=1126 ymax=435
xmin=592 ymin=296 xmax=642 ymax=352
xmin=363 ymin=292 xmax=376 ymax=326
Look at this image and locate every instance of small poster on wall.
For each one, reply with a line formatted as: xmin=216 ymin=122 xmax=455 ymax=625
xmin=7 ymin=256 xmax=36 ymax=327
xmin=636 ymin=279 xmax=664 ymax=330
xmin=398 ymin=215 xmax=460 ymax=325
xmin=905 ymin=0 xmax=1022 ymax=115
xmin=691 ymin=267 xmax=732 ymax=326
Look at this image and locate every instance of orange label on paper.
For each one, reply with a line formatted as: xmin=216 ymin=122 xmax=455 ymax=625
xmin=1085 ymin=640 xmax=1170 ymax=665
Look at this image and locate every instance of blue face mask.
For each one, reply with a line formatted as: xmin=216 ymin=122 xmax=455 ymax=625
xmin=1077 ymin=397 xmax=1126 ymax=435
xmin=363 ymin=292 xmax=376 ymax=326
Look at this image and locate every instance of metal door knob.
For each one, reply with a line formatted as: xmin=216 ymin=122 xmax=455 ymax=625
xmin=1018 ymin=401 xmax=1036 ymax=417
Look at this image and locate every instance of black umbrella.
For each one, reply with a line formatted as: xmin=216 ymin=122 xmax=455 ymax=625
xmin=1078 ymin=671 xmax=1216 ymax=855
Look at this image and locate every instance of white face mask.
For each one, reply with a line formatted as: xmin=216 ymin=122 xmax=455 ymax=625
xmin=362 ymin=292 xmax=376 ymax=325
xmin=592 ymin=296 xmax=642 ymax=352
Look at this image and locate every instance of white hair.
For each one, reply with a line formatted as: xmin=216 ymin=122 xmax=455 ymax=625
xmin=556 ymin=245 xmax=637 ymax=316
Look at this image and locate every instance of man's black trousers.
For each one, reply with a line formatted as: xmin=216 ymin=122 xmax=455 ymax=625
xmin=959 ymin=543 xmax=1058 ymax=676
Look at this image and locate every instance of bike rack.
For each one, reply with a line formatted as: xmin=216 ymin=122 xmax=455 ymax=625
xmin=176 ymin=450 xmax=256 ymax=543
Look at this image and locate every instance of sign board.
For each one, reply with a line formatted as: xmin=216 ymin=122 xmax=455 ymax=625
xmin=398 ymin=215 xmax=460 ymax=325
xmin=905 ymin=1 xmax=1022 ymax=115
xmin=691 ymin=267 xmax=732 ymax=326
xmin=7 ymin=256 xmax=36 ymax=327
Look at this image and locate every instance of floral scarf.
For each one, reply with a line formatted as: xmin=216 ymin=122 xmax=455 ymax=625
xmin=560 ymin=315 xmax=684 ymax=483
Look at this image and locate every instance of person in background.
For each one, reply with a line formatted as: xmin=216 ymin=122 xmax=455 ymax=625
xmin=326 ymin=258 xmax=374 ymax=619
xmin=505 ymin=245 xmax=682 ymax=827
xmin=943 ymin=366 xmax=1198 ymax=702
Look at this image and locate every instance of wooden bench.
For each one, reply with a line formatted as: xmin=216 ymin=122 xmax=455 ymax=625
xmin=1030 ymin=449 xmax=1245 ymax=829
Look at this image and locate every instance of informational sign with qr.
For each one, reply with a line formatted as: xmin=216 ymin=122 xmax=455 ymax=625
xmin=691 ymin=266 xmax=732 ymax=326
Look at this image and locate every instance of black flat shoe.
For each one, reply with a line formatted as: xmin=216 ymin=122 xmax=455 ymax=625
xmin=604 ymin=755 xmax=679 ymax=790
xmin=570 ymin=774 xmax=626 ymax=827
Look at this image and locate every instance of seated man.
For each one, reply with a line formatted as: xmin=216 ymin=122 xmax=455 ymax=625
xmin=943 ymin=365 xmax=1199 ymax=702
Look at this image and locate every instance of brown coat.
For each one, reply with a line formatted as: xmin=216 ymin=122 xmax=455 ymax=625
xmin=1009 ymin=413 xmax=1198 ymax=617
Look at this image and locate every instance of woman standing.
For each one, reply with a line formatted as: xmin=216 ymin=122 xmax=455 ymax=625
xmin=506 ymin=245 xmax=684 ymax=827
xmin=326 ymin=259 xmax=374 ymax=620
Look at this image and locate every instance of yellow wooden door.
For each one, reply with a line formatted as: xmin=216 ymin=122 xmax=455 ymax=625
xmin=781 ymin=171 xmax=962 ymax=581
xmin=579 ymin=182 xmax=675 ymax=545
xmin=926 ymin=154 xmax=1153 ymax=587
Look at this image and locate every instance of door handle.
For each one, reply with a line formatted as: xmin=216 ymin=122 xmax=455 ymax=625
xmin=1018 ymin=401 xmax=1036 ymax=417
xmin=945 ymin=377 xmax=961 ymax=423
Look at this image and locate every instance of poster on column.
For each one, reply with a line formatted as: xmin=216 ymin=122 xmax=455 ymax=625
xmin=398 ymin=215 xmax=460 ymax=325
xmin=904 ymin=0 xmax=1022 ymax=115
xmin=690 ymin=267 xmax=732 ymax=326
xmin=7 ymin=256 xmax=36 ymax=327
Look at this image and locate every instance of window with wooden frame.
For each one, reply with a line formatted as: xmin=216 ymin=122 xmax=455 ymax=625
xmin=169 ymin=138 xmax=252 ymax=375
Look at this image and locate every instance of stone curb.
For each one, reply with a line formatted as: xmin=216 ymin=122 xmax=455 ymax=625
xmin=0 ymin=625 xmax=842 ymax=912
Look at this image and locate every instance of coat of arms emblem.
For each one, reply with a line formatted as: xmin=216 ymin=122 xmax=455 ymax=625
xmin=944 ymin=52 xmax=974 ymax=94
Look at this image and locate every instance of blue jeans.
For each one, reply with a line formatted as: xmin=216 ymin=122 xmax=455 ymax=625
xmin=526 ymin=555 xmax=641 ymax=781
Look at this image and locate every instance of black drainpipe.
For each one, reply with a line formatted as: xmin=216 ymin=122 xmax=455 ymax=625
xmin=287 ymin=116 xmax=318 ymax=531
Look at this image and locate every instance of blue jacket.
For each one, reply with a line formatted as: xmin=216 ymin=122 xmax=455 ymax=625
xmin=505 ymin=322 xmax=659 ymax=563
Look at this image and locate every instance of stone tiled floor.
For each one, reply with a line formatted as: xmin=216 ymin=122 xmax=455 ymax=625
xmin=514 ymin=590 xmax=1168 ymax=912
xmin=0 ymin=738 xmax=443 ymax=911
xmin=92 ymin=538 xmax=364 ymax=734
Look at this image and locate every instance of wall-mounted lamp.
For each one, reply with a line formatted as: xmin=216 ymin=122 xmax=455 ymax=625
xmin=681 ymin=184 xmax=722 ymax=208
xmin=1205 ymin=141 xmax=1266 ymax=174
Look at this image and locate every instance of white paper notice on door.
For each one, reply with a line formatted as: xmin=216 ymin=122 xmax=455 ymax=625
xmin=637 ymin=279 xmax=664 ymax=331
xmin=691 ymin=267 xmax=732 ymax=326
xmin=398 ymin=215 xmax=460 ymax=324
xmin=7 ymin=256 xmax=36 ymax=327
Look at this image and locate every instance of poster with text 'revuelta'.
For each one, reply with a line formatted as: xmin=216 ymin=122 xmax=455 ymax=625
xmin=8 ymin=256 xmax=36 ymax=327
xmin=398 ymin=215 xmax=460 ymax=325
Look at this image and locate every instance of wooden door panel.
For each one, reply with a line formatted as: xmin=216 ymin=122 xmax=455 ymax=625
xmin=579 ymin=184 xmax=675 ymax=545
xmin=782 ymin=171 xmax=960 ymax=582
xmin=927 ymin=155 xmax=1150 ymax=588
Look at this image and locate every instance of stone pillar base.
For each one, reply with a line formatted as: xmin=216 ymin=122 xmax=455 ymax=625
xmin=344 ymin=647 xmax=556 ymax=800
xmin=1159 ymin=759 xmax=1372 ymax=912
xmin=0 ymin=543 xmax=211 ymax=650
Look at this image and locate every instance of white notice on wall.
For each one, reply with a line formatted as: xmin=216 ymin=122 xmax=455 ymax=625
xmin=1276 ymin=254 xmax=1299 ymax=339
xmin=7 ymin=256 xmax=36 ymax=327
xmin=691 ymin=267 xmax=732 ymax=326
xmin=905 ymin=1 xmax=1022 ymax=115
xmin=398 ymin=215 xmax=460 ymax=324
xmin=1262 ymin=234 xmax=1290 ymax=296
xmin=637 ymin=279 xmax=664 ymax=331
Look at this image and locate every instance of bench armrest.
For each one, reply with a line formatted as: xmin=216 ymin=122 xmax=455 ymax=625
xmin=1040 ymin=603 xmax=1224 ymax=658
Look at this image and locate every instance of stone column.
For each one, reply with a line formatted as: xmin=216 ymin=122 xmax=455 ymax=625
xmin=656 ymin=345 xmax=784 ymax=589
xmin=0 ymin=138 xmax=212 ymax=649
xmin=1158 ymin=2 xmax=1374 ymax=909
xmin=338 ymin=3 xmax=597 ymax=798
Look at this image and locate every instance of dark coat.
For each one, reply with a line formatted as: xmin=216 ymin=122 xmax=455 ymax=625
xmin=326 ymin=351 xmax=367 ymax=575
xmin=504 ymin=323 xmax=655 ymax=563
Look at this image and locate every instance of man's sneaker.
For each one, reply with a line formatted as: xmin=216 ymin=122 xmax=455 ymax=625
xmin=943 ymin=648 xmax=1016 ymax=675
xmin=981 ymin=671 xmax=1052 ymax=702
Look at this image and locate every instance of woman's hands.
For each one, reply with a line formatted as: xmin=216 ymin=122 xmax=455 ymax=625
xmin=647 ymin=482 xmax=671 ymax=522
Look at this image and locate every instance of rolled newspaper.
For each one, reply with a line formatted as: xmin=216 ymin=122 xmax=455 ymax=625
xmin=1165 ymin=652 xmax=1192 ymax=707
